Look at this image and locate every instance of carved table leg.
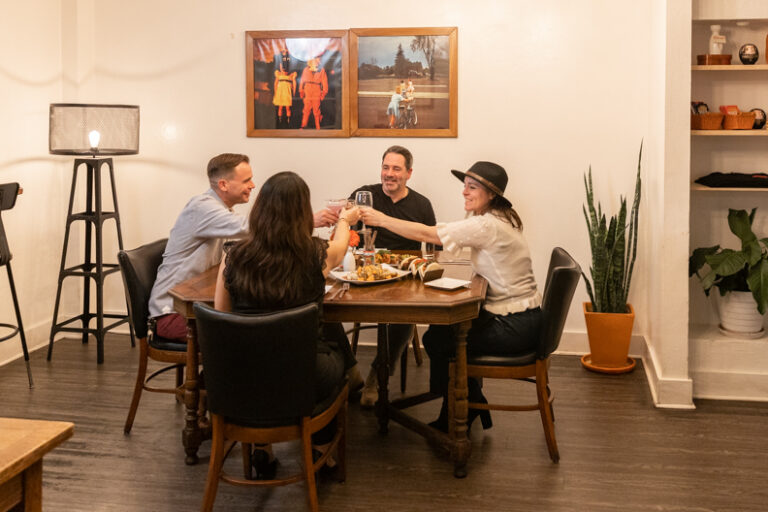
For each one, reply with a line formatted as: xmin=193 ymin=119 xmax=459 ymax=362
xmin=183 ymin=320 xmax=202 ymax=465
xmin=450 ymin=320 xmax=471 ymax=478
xmin=375 ymin=323 xmax=390 ymax=434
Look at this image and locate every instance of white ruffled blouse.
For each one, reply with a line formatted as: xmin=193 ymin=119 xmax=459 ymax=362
xmin=436 ymin=213 xmax=541 ymax=316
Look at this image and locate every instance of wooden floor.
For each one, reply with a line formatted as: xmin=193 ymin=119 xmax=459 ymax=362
xmin=3 ymin=336 xmax=767 ymax=512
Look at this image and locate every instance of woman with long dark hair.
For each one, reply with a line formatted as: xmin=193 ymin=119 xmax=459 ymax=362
xmin=214 ymin=171 xmax=360 ymax=477
xmin=361 ymin=161 xmax=542 ymax=433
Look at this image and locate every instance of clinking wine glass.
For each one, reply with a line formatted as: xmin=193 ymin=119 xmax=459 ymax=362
xmin=355 ymin=191 xmax=373 ymax=229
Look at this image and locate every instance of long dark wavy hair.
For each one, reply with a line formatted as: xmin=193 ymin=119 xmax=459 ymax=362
xmin=224 ymin=171 xmax=318 ymax=307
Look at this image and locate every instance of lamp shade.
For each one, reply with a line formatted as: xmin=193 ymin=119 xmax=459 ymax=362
xmin=49 ymin=103 xmax=140 ymax=156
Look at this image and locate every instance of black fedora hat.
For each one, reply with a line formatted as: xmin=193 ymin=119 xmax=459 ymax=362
xmin=451 ymin=161 xmax=512 ymax=207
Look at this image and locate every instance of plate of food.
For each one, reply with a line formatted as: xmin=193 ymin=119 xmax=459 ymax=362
xmin=330 ymin=263 xmax=409 ymax=285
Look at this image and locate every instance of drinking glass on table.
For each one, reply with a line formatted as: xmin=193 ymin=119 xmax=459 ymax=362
xmin=355 ymin=191 xmax=373 ymax=229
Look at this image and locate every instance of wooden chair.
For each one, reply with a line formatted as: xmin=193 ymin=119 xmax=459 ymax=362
xmin=348 ymin=323 xmax=422 ymax=392
xmin=118 ymin=238 xmax=187 ymax=434
xmin=194 ymin=302 xmax=348 ymax=512
xmin=450 ymin=247 xmax=581 ymax=463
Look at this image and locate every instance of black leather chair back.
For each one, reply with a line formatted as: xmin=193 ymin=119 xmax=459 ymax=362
xmin=537 ymin=247 xmax=581 ymax=359
xmin=193 ymin=302 xmax=319 ymax=425
xmin=0 ymin=183 xmax=20 ymax=266
xmin=117 ymin=239 xmax=168 ymax=339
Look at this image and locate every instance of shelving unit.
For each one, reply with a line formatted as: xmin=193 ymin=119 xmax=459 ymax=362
xmin=689 ymin=14 xmax=768 ymax=401
xmin=691 ymin=183 xmax=768 ymax=192
xmin=691 ymin=130 xmax=768 ymax=136
xmin=692 ymin=64 xmax=768 ymax=70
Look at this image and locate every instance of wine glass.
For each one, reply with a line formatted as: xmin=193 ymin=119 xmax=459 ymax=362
xmin=355 ymin=191 xmax=373 ymax=229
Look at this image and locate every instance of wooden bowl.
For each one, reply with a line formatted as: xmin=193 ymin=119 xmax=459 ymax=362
xmin=723 ymin=112 xmax=756 ymax=130
xmin=691 ymin=112 xmax=724 ymax=130
xmin=696 ymin=54 xmax=732 ymax=65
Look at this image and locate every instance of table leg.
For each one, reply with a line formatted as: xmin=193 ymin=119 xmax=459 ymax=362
xmin=23 ymin=459 xmax=43 ymax=511
xmin=183 ymin=320 xmax=202 ymax=465
xmin=375 ymin=323 xmax=390 ymax=434
xmin=450 ymin=320 xmax=471 ymax=478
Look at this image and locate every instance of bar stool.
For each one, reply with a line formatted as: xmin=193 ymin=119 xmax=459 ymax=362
xmin=0 ymin=183 xmax=33 ymax=387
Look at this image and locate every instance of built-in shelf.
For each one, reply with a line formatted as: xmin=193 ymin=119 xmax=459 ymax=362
xmin=691 ymin=183 xmax=768 ymax=192
xmin=691 ymin=130 xmax=768 ymax=136
xmin=692 ymin=64 xmax=768 ymax=71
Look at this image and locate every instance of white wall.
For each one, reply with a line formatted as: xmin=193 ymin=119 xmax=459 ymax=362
xmin=0 ymin=1 xmax=70 ymax=366
xmin=4 ymin=0 xmax=673 ymax=398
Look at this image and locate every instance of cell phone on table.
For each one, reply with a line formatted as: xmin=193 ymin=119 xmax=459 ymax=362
xmin=0 ymin=183 xmax=20 ymax=211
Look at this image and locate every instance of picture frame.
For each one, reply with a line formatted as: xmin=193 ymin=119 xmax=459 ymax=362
xmin=245 ymin=30 xmax=349 ymax=137
xmin=350 ymin=27 xmax=457 ymax=137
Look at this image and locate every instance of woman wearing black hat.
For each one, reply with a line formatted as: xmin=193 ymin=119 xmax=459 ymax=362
xmin=360 ymin=161 xmax=542 ymax=432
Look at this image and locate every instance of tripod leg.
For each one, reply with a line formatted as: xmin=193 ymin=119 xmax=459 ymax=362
xmin=7 ymin=263 xmax=33 ymax=388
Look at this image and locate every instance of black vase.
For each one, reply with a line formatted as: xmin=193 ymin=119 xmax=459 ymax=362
xmin=739 ymin=44 xmax=759 ymax=65
xmin=751 ymin=108 xmax=766 ymax=130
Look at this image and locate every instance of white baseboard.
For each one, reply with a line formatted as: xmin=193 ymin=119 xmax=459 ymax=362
xmin=691 ymin=370 xmax=768 ymax=401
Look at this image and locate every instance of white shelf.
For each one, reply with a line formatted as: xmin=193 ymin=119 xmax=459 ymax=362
xmin=692 ymin=64 xmax=768 ymax=71
xmin=691 ymin=130 xmax=768 ymax=136
xmin=691 ymin=183 xmax=768 ymax=192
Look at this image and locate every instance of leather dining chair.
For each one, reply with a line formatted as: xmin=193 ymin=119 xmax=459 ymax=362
xmin=194 ymin=301 xmax=349 ymax=512
xmin=450 ymin=247 xmax=581 ymax=463
xmin=118 ymin=238 xmax=187 ymax=434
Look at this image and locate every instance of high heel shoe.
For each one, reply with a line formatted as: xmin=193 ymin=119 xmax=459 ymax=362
xmin=252 ymin=448 xmax=278 ymax=480
xmin=467 ymin=398 xmax=493 ymax=432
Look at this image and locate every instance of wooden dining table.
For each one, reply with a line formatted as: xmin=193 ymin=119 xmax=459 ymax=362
xmin=0 ymin=417 xmax=73 ymax=512
xmin=169 ymin=258 xmax=486 ymax=478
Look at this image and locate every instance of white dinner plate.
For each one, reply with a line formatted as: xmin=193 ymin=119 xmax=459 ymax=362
xmin=423 ymin=277 xmax=471 ymax=290
xmin=329 ymin=264 xmax=408 ymax=286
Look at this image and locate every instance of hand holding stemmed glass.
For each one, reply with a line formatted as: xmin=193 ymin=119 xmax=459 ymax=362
xmin=355 ymin=190 xmax=373 ymax=229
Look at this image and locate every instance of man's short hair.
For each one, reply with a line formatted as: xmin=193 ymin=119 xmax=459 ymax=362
xmin=207 ymin=153 xmax=250 ymax=182
xmin=382 ymin=145 xmax=413 ymax=170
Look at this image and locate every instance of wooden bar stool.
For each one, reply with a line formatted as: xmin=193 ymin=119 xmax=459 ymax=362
xmin=0 ymin=183 xmax=33 ymax=387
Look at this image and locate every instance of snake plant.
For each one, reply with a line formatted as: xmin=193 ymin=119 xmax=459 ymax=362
xmin=689 ymin=208 xmax=768 ymax=314
xmin=582 ymin=143 xmax=642 ymax=314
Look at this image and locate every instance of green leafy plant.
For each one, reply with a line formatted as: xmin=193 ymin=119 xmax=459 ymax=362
xmin=582 ymin=143 xmax=642 ymax=313
xmin=689 ymin=208 xmax=768 ymax=314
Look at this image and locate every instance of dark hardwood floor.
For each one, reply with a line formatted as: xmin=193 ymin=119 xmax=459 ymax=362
xmin=2 ymin=336 xmax=767 ymax=511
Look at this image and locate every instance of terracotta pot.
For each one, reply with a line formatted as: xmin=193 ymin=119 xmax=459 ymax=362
xmin=581 ymin=302 xmax=636 ymax=374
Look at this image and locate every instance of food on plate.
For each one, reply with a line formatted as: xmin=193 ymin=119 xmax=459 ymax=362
xmin=419 ymin=262 xmax=445 ymax=282
xmin=399 ymin=255 xmax=418 ymax=270
xmin=346 ymin=264 xmax=399 ymax=282
xmin=408 ymin=258 xmax=428 ymax=277
xmin=374 ymin=250 xmax=406 ymax=266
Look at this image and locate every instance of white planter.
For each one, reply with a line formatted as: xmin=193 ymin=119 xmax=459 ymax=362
xmin=717 ymin=291 xmax=765 ymax=336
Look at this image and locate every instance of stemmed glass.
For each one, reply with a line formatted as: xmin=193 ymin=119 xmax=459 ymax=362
xmin=355 ymin=191 xmax=373 ymax=229
xmin=326 ymin=198 xmax=347 ymax=233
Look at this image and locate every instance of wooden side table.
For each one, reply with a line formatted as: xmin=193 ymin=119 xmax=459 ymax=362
xmin=0 ymin=418 xmax=73 ymax=512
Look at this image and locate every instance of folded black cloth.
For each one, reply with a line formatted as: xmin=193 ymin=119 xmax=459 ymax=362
xmin=695 ymin=172 xmax=768 ymax=188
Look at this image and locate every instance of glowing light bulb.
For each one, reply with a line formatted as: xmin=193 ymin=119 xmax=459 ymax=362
xmin=88 ymin=130 xmax=101 ymax=150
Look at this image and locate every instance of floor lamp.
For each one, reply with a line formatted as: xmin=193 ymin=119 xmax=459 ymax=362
xmin=46 ymin=104 xmax=139 ymax=364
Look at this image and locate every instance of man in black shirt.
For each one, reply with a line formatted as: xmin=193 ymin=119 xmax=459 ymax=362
xmin=349 ymin=145 xmax=436 ymax=406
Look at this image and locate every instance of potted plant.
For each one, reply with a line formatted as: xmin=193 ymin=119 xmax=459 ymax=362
xmin=689 ymin=208 xmax=768 ymax=337
xmin=581 ymin=143 xmax=642 ymax=374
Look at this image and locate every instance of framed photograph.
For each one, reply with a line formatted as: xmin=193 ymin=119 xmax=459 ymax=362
xmin=245 ymin=30 xmax=349 ymax=137
xmin=350 ymin=27 xmax=457 ymax=137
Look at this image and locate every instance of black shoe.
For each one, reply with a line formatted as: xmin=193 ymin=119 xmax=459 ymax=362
xmin=428 ymin=399 xmax=449 ymax=433
xmin=467 ymin=395 xmax=493 ymax=432
xmin=428 ymin=397 xmax=492 ymax=433
xmin=252 ymin=448 xmax=278 ymax=480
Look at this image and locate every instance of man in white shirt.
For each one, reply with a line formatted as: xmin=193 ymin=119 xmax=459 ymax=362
xmin=149 ymin=153 xmax=339 ymax=341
